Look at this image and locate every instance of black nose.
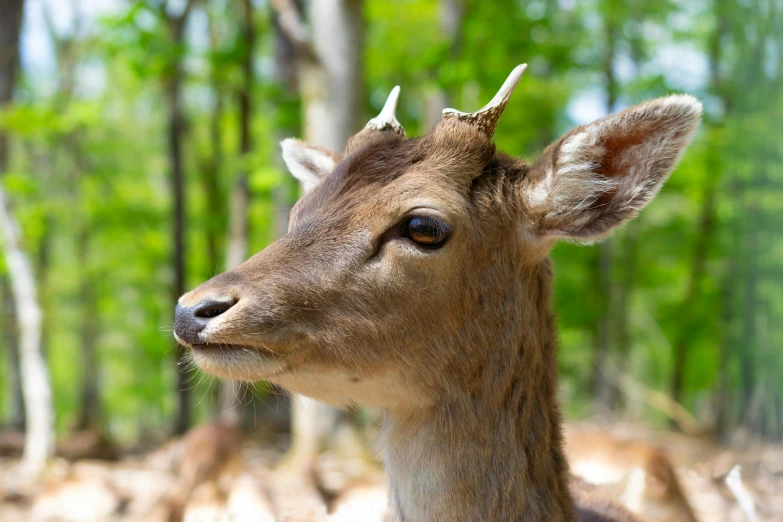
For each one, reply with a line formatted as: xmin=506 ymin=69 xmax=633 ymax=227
xmin=174 ymin=299 xmax=237 ymax=345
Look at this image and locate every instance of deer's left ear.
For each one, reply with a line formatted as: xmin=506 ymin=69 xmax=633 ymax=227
xmin=520 ymin=95 xmax=702 ymax=241
xmin=280 ymin=138 xmax=341 ymax=194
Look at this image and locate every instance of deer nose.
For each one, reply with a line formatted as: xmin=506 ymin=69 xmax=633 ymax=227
xmin=174 ymin=299 xmax=237 ymax=345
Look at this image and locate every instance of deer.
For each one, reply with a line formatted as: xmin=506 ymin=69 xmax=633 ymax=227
xmin=173 ymin=64 xmax=702 ymax=522
xmin=165 ymin=421 xmax=244 ymax=522
xmin=565 ymin=427 xmax=699 ymax=522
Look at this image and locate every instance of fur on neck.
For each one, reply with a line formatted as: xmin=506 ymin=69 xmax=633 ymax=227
xmin=380 ymin=262 xmax=576 ymax=522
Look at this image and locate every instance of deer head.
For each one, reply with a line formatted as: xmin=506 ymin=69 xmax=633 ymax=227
xmin=174 ymin=65 xmax=701 ymax=412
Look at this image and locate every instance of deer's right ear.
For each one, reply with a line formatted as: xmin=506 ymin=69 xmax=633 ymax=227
xmin=519 ymin=95 xmax=702 ymax=242
xmin=280 ymin=138 xmax=341 ymax=194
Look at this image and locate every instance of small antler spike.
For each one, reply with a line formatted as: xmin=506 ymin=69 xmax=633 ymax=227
xmin=344 ymin=86 xmax=405 ymax=154
xmin=441 ymin=64 xmax=527 ymax=137
xmin=366 ymin=85 xmax=403 ymax=134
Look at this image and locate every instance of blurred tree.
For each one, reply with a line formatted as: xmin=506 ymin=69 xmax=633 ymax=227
xmin=40 ymin=0 xmax=105 ymax=432
xmin=420 ymin=0 xmax=464 ymax=129
xmin=270 ymin=7 xmax=298 ymax=239
xmin=0 ymin=0 xmax=55 ymax=479
xmin=670 ymin=0 xmax=725 ymax=413
xmin=200 ymin=1 xmax=228 ymax=293
xmin=2 ymin=276 xmax=23 ymax=429
xmin=160 ymin=0 xmax=197 ymax=435
xmin=590 ymin=0 xmax=622 ymax=413
xmin=0 ymin=0 xmax=24 ymax=430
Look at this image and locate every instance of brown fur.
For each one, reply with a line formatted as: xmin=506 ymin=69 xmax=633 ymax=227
xmin=175 ymin=89 xmax=701 ymax=522
xmin=166 ymin=422 xmax=243 ymax=522
xmin=566 ymin=430 xmax=699 ymax=522
xmin=571 ymin=477 xmax=645 ymax=522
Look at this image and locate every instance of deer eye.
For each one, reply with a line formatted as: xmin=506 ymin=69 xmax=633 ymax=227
xmin=400 ymin=216 xmax=452 ymax=248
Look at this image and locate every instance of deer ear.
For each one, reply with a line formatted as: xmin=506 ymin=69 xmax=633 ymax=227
xmin=280 ymin=138 xmax=341 ymax=194
xmin=521 ymin=95 xmax=702 ymax=241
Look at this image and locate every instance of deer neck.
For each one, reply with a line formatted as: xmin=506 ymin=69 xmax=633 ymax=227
xmin=381 ymin=260 xmax=576 ymax=522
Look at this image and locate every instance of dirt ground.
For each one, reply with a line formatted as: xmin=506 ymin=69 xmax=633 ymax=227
xmin=0 ymin=421 xmax=781 ymax=522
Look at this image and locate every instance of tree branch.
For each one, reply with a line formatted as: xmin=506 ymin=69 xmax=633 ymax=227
xmin=601 ymin=361 xmax=704 ymax=435
xmin=270 ymin=0 xmax=317 ymax=62
xmin=178 ymin=0 xmax=197 ymax=25
xmin=162 ymin=0 xmax=197 ymax=40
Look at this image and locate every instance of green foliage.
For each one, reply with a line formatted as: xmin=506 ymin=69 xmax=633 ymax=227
xmin=0 ymin=0 xmax=780 ymax=440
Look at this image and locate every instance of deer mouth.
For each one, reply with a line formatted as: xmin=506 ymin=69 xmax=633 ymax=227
xmin=191 ymin=343 xmax=285 ymax=358
xmin=189 ymin=343 xmax=290 ymax=381
xmin=192 ymin=343 xmax=254 ymax=351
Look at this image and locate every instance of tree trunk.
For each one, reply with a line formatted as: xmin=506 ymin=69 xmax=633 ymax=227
xmin=223 ymin=0 xmax=254 ymax=273
xmin=593 ymin=241 xmax=614 ymax=411
xmin=200 ymin=88 xmax=223 ymax=278
xmin=202 ymin=5 xmax=228 ymax=420
xmin=421 ymin=0 xmax=464 ymax=131
xmin=287 ymin=0 xmax=364 ymax=464
xmin=671 ymin=0 xmax=727 ymax=421
xmin=0 ymin=191 xmax=53 ymax=479
xmin=75 ymin=220 xmax=101 ymax=431
xmin=709 ymin=0 xmax=733 ymax=439
xmin=167 ymin=71 xmax=191 ymax=434
xmin=0 ymin=0 xmax=24 ymax=169
xmin=271 ymin=8 xmax=299 ymax=238
xmin=2 ymin=279 xmax=24 ymax=430
xmin=739 ymin=205 xmax=758 ymax=418
xmin=613 ymin=230 xmax=637 ymax=411
xmin=301 ymin=0 xmax=363 ymax=151
xmin=43 ymin=6 xmax=102 ymax=432
xmin=592 ymin=11 xmax=619 ymax=412
xmin=0 ymin=0 xmax=54 ymax=480
xmin=219 ymin=0 xmax=256 ymax=425
xmin=715 ymin=259 xmax=734 ymax=440
xmin=164 ymin=1 xmax=195 ymax=435
xmin=670 ymin=183 xmax=716 ymax=405
xmin=34 ymin=215 xmax=51 ymax=361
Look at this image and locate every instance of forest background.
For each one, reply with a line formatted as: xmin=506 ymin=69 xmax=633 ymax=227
xmin=0 ymin=0 xmax=781 ymax=464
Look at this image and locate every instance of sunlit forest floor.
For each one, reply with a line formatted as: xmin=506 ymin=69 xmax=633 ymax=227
xmin=0 ymin=421 xmax=781 ymax=522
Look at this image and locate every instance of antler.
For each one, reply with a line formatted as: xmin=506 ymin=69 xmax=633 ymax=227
xmin=441 ymin=64 xmax=527 ymax=138
xmin=367 ymin=85 xmax=404 ymax=134
xmin=345 ymin=86 xmax=405 ymax=153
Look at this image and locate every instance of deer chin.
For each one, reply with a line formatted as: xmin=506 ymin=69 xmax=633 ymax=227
xmin=189 ymin=344 xmax=290 ymax=382
xmin=266 ymin=367 xmax=430 ymax=409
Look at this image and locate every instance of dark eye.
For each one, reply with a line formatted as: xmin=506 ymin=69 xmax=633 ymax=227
xmin=400 ymin=216 xmax=452 ymax=248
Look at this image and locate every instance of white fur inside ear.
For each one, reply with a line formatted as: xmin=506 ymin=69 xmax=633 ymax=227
xmin=280 ymin=138 xmax=338 ymax=194
xmin=528 ymin=129 xmax=617 ymax=215
xmin=525 ymin=94 xmax=702 ymax=239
